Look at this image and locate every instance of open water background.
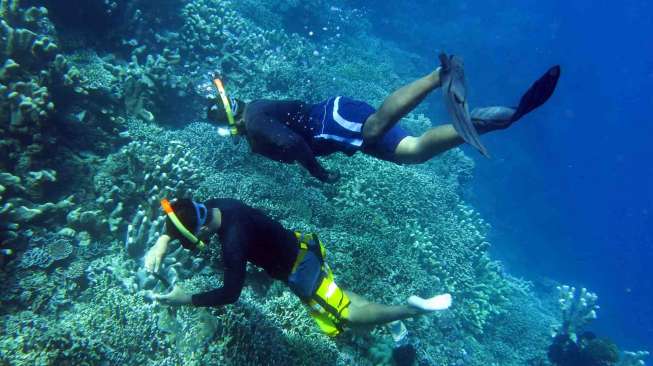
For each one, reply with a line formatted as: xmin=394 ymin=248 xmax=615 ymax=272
xmin=352 ymin=0 xmax=653 ymax=353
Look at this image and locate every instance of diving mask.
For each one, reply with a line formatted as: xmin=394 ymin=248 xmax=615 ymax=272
xmin=161 ymin=198 xmax=207 ymax=251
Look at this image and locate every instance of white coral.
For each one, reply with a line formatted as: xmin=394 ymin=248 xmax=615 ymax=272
xmin=556 ymin=285 xmax=599 ymax=337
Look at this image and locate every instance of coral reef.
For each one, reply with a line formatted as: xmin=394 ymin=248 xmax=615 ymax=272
xmin=0 ymin=170 xmax=73 ymax=244
xmin=1 ymin=2 xmax=67 ymax=141
xmin=120 ymin=50 xmax=193 ymax=123
xmin=619 ymin=351 xmax=649 ymax=366
xmin=0 ymin=0 xmax=121 ymax=249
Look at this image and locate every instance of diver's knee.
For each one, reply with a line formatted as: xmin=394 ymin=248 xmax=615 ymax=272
xmin=345 ymin=304 xmax=366 ymax=324
xmin=394 ymin=137 xmax=428 ymax=164
xmin=345 ymin=290 xmax=370 ymax=307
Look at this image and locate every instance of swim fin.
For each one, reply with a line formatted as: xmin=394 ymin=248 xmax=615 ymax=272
xmin=471 ymin=65 xmax=561 ymax=133
xmin=510 ymin=65 xmax=561 ymax=123
xmin=439 ymin=53 xmax=490 ymax=157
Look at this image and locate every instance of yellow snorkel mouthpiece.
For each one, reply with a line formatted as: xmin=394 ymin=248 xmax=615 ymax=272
xmin=161 ymin=198 xmax=206 ymax=251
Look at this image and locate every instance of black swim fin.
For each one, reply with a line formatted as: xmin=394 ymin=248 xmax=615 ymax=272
xmin=511 ymin=65 xmax=561 ymax=122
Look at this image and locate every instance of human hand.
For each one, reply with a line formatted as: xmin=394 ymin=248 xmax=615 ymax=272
xmin=152 ymin=285 xmax=192 ymax=306
xmin=144 ymin=239 xmax=168 ymax=273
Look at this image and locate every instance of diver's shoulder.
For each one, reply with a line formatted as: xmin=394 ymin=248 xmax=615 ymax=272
xmin=208 ymin=198 xmax=246 ymax=209
xmin=249 ymin=99 xmax=307 ymax=108
xmin=210 ymin=198 xmax=263 ymax=216
xmin=245 ymin=99 xmax=276 ymax=118
xmin=248 ymin=99 xmax=278 ymax=107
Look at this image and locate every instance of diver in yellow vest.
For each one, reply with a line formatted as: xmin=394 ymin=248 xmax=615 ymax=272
xmin=144 ymin=198 xmax=452 ymax=336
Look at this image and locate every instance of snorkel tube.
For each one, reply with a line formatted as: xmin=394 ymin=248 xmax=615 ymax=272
xmin=160 ymin=198 xmax=206 ymax=251
xmin=212 ymin=76 xmax=240 ymax=143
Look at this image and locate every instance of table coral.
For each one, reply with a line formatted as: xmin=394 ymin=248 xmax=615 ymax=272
xmin=45 ymin=234 xmax=73 ymax=262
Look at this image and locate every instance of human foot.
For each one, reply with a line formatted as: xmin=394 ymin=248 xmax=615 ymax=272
xmin=472 ymin=65 xmax=560 ymax=133
xmin=471 ymin=106 xmax=517 ymax=133
xmin=407 ymin=293 xmax=452 ymax=311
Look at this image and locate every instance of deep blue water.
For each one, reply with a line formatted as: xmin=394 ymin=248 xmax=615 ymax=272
xmin=354 ymin=0 xmax=653 ymax=354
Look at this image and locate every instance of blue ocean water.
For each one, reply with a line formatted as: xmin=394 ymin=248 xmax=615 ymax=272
xmin=355 ymin=0 xmax=653 ymax=353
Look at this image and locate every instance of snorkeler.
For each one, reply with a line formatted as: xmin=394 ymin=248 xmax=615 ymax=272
xmin=207 ymin=53 xmax=560 ymax=182
xmin=144 ymin=198 xmax=452 ymax=336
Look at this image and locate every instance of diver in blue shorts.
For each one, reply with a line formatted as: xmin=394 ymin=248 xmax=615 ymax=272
xmin=207 ymin=54 xmax=560 ymax=183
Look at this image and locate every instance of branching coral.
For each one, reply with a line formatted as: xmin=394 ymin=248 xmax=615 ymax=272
xmin=0 ymin=170 xmax=73 ymax=244
xmin=0 ymin=1 xmax=105 ymax=249
xmin=94 ymin=127 xmax=207 ymax=257
xmin=16 ymin=246 xmax=52 ymax=269
xmin=618 ymin=351 xmax=649 ymax=366
xmin=0 ymin=274 xmax=173 ymax=365
xmin=551 ymin=285 xmax=650 ymax=366
xmin=1 ymin=3 xmax=74 ymax=142
xmin=121 ymin=51 xmax=192 ymax=122
xmin=63 ymin=259 xmax=87 ymax=281
xmin=555 ymin=285 xmax=599 ymax=338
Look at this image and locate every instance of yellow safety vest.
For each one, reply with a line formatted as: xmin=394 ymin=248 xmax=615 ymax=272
xmin=292 ymin=232 xmax=351 ymax=336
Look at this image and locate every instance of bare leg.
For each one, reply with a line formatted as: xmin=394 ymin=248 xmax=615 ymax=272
xmin=392 ymin=65 xmax=562 ymax=164
xmin=363 ymin=69 xmax=442 ymax=145
xmin=345 ymin=291 xmax=425 ymax=326
xmin=393 ymin=125 xmax=464 ymax=164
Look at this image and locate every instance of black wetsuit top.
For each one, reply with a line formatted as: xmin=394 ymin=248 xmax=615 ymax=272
xmin=191 ymin=198 xmax=299 ymax=307
xmin=243 ymin=100 xmax=332 ymax=181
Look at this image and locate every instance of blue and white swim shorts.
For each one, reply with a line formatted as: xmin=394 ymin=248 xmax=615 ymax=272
xmin=309 ymin=96 xmax=411 ymax=160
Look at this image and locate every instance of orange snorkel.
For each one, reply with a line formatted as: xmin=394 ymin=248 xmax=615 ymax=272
xmin=161 ymin=198 xmax=206 ymax=251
